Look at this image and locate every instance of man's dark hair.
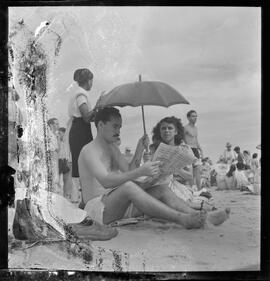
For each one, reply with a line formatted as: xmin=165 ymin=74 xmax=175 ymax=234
xmin=59 ymin=127 xmax=66 ymax=133
xmin=234 ymin=146 xmax=240 ymax=152
xmin=94 ymin=107 xmax=121 ymax=128
xmin=252 ymin=153 xmax=258 ymax=159
xmin=47 ymin=118 xmax=58 ymax=127
xmin=187 ymin=110 xmax=197 ymax=118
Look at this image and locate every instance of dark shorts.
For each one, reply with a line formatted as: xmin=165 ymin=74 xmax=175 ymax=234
xmin=58 ymin=159 xmax=70 ymax=174
xmin=191 ymin=147 xmax=200 ymax=159
xmin=69 ymin=117 xmax=93 ymax=177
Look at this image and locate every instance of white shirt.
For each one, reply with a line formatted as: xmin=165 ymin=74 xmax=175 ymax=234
xmin=48 ymin=129 xmax=59 ymax=152
xmin=223 ymin=149 xmax=236 ymax=164
xmin=67 ymin=85 xmax=91 ymax=118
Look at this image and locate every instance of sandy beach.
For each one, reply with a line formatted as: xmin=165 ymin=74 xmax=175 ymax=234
xmin=8 ymin=188 xmax=260 ymax=272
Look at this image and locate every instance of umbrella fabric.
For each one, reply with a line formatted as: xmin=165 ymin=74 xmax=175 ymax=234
xmin=97 ymin=81 xmax=189 ymax=108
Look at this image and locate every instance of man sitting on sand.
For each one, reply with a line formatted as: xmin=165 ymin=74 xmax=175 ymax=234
xmin=78 ymin=107 xmax=230 ymax=229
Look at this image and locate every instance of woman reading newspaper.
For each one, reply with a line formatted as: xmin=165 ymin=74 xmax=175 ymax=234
xmin=150 ymin=116 xmax=221 ymax=212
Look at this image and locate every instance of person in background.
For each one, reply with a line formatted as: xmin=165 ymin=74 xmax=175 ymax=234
xmin=234 ymin=162 xmax=252 ymax=191
xmin=223 ymin=142 xmax=236 ymax=165
xmin=224 ymin=164 xmax=237 ymax=190
xmin=67 ymin=68 xmax=96 ymax=203
xmin=184 ymin=110 xmax=203 ymax=190
xmin=200 ymin=157 xmax=211 ymax=188
xmin=253 ymin=147 xmax=261 ymax=195
xmin=251 ymin=153 xmax=260 ymax=175
xmin=124 ymin=147 xmax=134 ymax=164
xmin=243 ymin=150 xmax=251 ymax=169
xmin=233 ymin=146 xmax=245 ymax=165
xmin=58 ymin=127 xmax=74 ymax=200
xmin=47 ymin=118 xmax=60 ymax=194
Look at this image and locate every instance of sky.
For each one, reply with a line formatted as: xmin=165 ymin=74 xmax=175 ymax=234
xmin=9 ymin=6 xmax=261 ymax=162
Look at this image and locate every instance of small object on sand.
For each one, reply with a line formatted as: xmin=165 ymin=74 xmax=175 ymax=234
xmin=111 ymin=218 xmax=140 ymax=227
xmin=199 ymin=191 xmax=212 ymax=199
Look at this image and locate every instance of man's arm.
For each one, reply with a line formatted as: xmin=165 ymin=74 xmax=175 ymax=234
xmin=195 ymin=129 xmax=203 ymax=158
xmin=83 ymin=146 xmax=160 ymax=189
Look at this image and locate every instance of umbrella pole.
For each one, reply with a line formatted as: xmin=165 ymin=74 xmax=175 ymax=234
xmin=139 ymin=74 xmax=149 ymax=154
xmin=141 ymin=105 xmax=146 ymax=135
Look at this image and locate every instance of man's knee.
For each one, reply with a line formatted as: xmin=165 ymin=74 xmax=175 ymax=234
xmin=120 ymin=181 xmax=143 ymax=198
xmin=148 ymin=184 xmax=170 ymax=199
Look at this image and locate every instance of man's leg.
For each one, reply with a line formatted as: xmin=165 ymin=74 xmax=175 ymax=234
xmin=145 ymin=184 xmax=198 ymax=214
xmin=146 ymin=184 xmax=230 ymax=226
xmin=102 ymin=181 xmax=206 ymax=229
xmin=63 ymin=168 xmax=73 ymax=200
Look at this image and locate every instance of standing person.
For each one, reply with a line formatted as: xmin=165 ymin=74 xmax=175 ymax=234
xmin=58 ymin=127 xmax=73 ymax=200
xmin=67 ymin=68 xmax=96 ymax=202
xmin=233 ymin=146 xmax=245 ymax=164
xmin=251 ymin=153 xmax=260 ymax=174
xmin=223 ymin=142 xmax=236 ymax=165
xmin=184 ymin=110 xmax=203 ymax=190
xmin=47 ymin=118 xmax=60 ymax=194
xmin=243 ymin=150 xmax=251 ymax=169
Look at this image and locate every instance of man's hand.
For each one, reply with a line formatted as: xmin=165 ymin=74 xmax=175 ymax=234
xmin=139 ymin=161 xmax=160 ymax=177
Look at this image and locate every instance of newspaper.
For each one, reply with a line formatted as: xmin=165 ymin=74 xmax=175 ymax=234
xmin=136 ymin=143 xmax=197 ymax=186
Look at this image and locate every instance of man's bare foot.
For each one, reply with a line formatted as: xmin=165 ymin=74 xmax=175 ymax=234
xmin=179 ymin=211 xmax=207 ymax=229
xmin=207 ymin=208 xmax=230 ymax=226
xmin=68 ymin=216 xmax=118 ymax=241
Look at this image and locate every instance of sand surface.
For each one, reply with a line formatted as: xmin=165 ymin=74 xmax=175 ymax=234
xmin=8 ymin=189 xmax=260 ymax=271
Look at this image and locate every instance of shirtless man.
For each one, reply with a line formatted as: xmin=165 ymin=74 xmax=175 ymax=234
xmin=184 ymin=110 xmax=203 ymax=190
xmin=78 ymin=107 xmax=229 ymax=229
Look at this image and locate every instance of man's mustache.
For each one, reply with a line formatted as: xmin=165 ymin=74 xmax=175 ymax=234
xmin=113 ymin=134 xmax=120 ymax=137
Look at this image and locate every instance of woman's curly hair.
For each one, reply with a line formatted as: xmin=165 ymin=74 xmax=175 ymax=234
xmin=151 ymin=116 xmax=184 ymax=150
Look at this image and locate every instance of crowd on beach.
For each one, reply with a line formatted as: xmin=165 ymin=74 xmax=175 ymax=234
xmin=8 ymin=67 xmax=261 ymax=239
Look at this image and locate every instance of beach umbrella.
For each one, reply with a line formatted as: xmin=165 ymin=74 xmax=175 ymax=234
xmin=96 ymin=75 xmax=189 ymax=135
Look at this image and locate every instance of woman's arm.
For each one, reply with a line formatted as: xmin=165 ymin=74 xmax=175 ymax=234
xmin=129 ymin=135 xmax=149 ymax=170
xmin=79 ymin=103 xmax=96 ymax=123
